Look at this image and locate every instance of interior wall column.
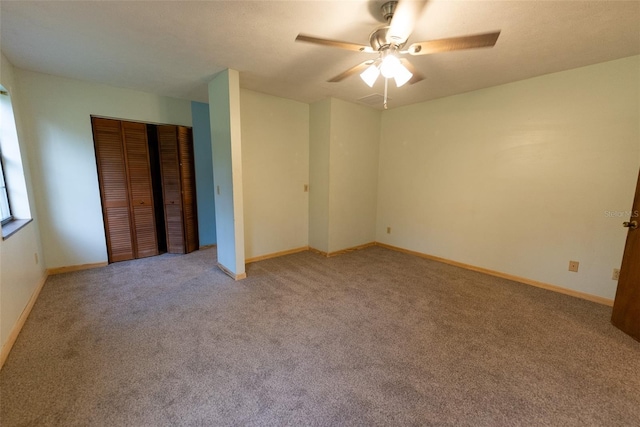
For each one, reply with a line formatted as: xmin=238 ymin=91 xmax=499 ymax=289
xmin=208 ymin=69 xmax=246 ymax=279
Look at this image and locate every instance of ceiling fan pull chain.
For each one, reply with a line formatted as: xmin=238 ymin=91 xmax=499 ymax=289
xmin=384 ymin=77 xmax=389 ymax=110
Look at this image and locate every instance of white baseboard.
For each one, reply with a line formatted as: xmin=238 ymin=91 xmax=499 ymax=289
xmin=0 ymin=272 xmax=49 ymax=370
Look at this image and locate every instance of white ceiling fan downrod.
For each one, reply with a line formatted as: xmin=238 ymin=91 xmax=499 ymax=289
xmin=384 ymin=77 xmax=388 ymax=110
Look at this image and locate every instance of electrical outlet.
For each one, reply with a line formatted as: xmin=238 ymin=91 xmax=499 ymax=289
xmin=386 ymin=227 xmax=391 ymax=234
xmin=612 ymin=268 xmax=620 ymax=280
xmin=304 ymin=184 xmax=309 ymax=192
xmin=568 ymin=261 xmax=579 ymax=272
xmin=35 ymin=253 xmax=39 ymax=264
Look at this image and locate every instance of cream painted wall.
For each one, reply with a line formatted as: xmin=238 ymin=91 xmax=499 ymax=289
xmin=308 ymin=99 xmax=331 ymax=253
xmin=327 ymin=99 xmax=380 ymax=252
xmin=0 ymin=53 xmax=46 ymax=353
xmin=377 ymin=56 xmax=640 ymax=299
xmin=17 ymin=70 xmax=192 ymax=269
xmin=241 ymin=89 xmax=309 ymax=259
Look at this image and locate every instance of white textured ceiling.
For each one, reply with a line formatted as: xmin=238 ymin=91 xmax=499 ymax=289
xmin=1 ymin=1 xmax=639 ymax=109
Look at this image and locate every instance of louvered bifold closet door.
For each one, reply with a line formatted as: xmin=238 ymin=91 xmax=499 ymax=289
xmin=158 ymin=125 xmax=186 ymax=254
xmin=122 ymin=121 xmax=158 ymax=258
xmin=92 ymin=117 xmax=135 ymax=262
xmin=177 ymin=126 xmax=199 ymax=253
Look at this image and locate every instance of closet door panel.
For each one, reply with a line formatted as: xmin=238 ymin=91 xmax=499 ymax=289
xmin=91 ymin=117 xmax=135 ymax=262
xmin=158 ymin=125 xmax=185 ymax=253
xmin=131 ymin=205 xmax=157 ymax=256
xmin=178 ymin=126 xmax=199 ymax=253
xmin=165 ymin=203 xmax=185 ymax=253
xmin=183 ymin=202 xmax=197 ymax=253
xmin=123 ymin=121 xmax=158 ymax=258
xmin=105 ymin=206 xmax=135 ymax=262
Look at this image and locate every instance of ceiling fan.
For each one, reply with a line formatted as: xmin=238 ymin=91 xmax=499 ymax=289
xmin=295 ymin=0 xmax=501 ymax=108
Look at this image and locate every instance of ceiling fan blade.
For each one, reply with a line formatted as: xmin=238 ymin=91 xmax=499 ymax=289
xmin=407 ymin=31 xmax=501 ymax=55
xmin=387 ymin=0 xmax=429 ymax=45
xmin=328 ymin=60 xmax=376 ymax=82
xmin=295 ymin=34 xmax=374 ymax=53
xmin=399 ymin=58 xmax=424 ymax=84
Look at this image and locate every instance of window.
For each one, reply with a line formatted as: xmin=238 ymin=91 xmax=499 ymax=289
xmin=0 ymin=150 xmax=12 ymax=224
xmin=0 ymin=85 xmax=32 ymax=238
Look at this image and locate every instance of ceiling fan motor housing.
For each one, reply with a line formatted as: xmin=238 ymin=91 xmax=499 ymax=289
xmin=374 ymin=1 xmax=406 ymax=51
xmin=381 ymin=1 xmax=398 ymax=22
xmin=370 ymin=26 xmax=406 ymax=52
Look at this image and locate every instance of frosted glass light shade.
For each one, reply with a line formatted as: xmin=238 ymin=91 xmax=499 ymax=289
xmin=360 ymin=64 xmax=380 ymax=87
xmin=380 ymin=54 xmax=402 ymax=78
xmin=393 ymin=63 xmax=413 ymax=87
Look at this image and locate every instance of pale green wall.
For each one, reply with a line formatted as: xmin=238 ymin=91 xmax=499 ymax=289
xmin=17 ymin=69 xmax=192 ymax=269
xmin=209 ymin=70 xmax=245 ymax=276
xmin=328 ymin=99 xmax=380 ymax=252
xmin=0 ymin=53 xmax=46 ymax=354
xmin=377 ymin=55 xmax=640 ymax=299
xmin=241 ymin=89 xmax=309 ymax=259
xmin=308 ymin=98 xmax=380 ymax=253
xmin=308 ymin=99 xmax=331 ymax=252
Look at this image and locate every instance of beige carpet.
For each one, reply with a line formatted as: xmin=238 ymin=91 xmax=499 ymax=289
xmin=1 ymin=246 xmax=639 ymax=426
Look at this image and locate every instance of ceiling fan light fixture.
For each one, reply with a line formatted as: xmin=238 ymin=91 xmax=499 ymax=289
xmin=360 ymin=64 xmax=380 ymax=87
xmin=380 ymin=54 xmax=402 ymax=78
xmin=295 ymin=0 xmax=501 ymax=108
xmin=393 ymin=63 xmax=413 ymax=87
xmin=379 ymin=53 xmax=413 ymax=87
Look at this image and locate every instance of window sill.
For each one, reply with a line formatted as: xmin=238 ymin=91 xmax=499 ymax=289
xmin=2 ymin=218 xmax=32 ymax=240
